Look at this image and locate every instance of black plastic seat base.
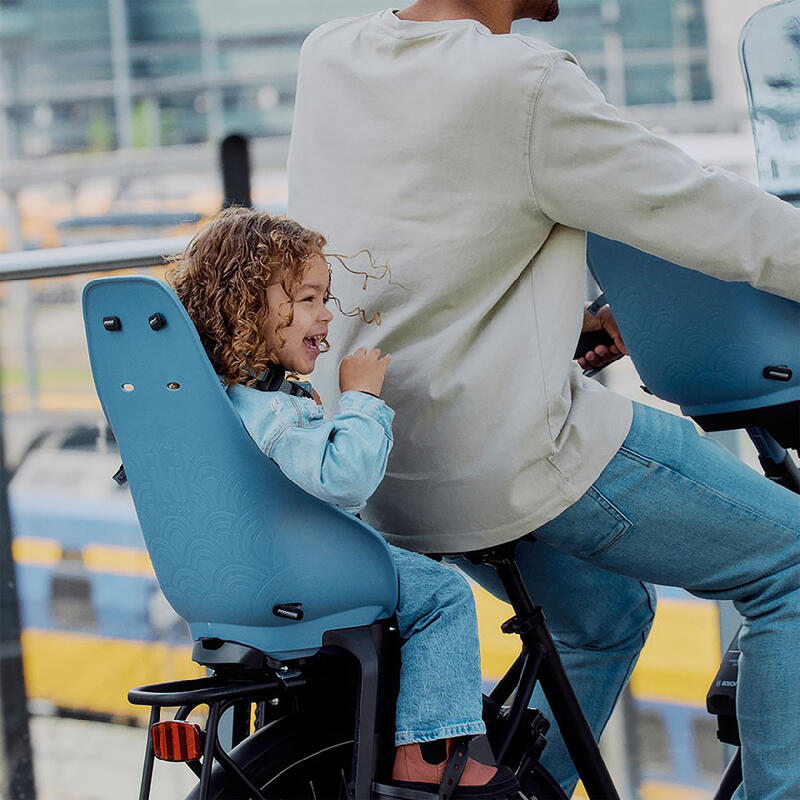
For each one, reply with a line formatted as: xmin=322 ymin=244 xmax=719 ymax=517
xmin=693 ymin=400 xmax=799 ymax=451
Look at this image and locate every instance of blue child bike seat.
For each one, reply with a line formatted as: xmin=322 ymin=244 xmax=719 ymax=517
xmin=82 ymin=275 xmax=398 ymax=660
xmin=586 ymin=234 xmax=799 ymax=449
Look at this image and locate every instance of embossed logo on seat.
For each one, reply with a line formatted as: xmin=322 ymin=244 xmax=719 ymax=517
xmin=272 ymin=603 xmax=304 ymax=621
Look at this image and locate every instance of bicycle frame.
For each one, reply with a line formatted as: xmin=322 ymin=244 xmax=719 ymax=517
xmin=129 ymin=424 xmax=799 ymax=800
xmin=465 ymin=543 xmax=620 ymax=800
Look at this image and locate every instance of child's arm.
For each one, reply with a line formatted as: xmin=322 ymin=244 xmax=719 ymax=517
xmin=264 ymin=391 xmax=394 ymax=512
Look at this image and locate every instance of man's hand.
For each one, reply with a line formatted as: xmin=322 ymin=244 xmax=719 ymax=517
xmin=577 ymin=303 xmax=628 ymax=370
xmin=339 ymin=348 xmax=391 ymax=396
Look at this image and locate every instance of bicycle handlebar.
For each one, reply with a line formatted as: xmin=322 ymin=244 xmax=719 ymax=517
xmin=575 ymin=329 xmax=621 ymax=377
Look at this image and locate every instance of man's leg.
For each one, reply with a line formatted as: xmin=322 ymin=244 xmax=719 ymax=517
xmin=463 ymin=401 xmax=800 ymax=799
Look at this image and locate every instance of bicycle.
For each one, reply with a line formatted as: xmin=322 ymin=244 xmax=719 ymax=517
xmin=83 ymin=265 xmax=798 ymax=800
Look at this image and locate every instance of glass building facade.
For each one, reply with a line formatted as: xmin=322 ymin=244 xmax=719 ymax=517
xmin=0 ymin=0 xmax=714 ymax=158
xmin=519 ymin=0 xmax=713 ymax=107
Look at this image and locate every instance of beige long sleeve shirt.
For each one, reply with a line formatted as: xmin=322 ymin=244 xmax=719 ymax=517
xmin=287 ymin=9 xmax=800 ymax=553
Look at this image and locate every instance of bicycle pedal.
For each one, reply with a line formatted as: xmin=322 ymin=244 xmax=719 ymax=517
xmin=372 ymin=781 xmax=440 ymax=799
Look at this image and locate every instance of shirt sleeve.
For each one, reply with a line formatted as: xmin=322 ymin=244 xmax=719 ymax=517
xmin=529 ymin=54 xmax=800 ymax=302
xmin=264 ymin=391 xmax=394 ymax=512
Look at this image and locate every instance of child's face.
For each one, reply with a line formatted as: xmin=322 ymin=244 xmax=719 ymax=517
xmin=265 ymin=254 xmax=333 ymax=375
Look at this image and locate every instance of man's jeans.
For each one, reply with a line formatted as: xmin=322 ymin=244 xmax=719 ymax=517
xmin=456 ymin=401 xmax=800 ymax=800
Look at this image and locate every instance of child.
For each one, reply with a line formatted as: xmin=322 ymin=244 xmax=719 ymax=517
xmin=168 ymin=208 xmax=518 ymax=797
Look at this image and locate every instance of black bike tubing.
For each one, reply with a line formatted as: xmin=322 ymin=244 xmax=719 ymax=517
xmin=139 ymin=705 xmax=160 ymax=800
xmin=489 ymin=650 xmax=526 ymax=707
xmin=535 ymin=632 xmax=619 ymax=800
xmin=713 ymin=750 xmax=742 ymax=800
xmin=231 ymin=701 xmax=252 ymax=748
xmin=212 ymin=736 xmax=269 ymax=800
xmin=493 ymin=554 xmax=619 ymax=800
xmin=495 ymin=646 xmax=545 ymax=763
xmin=198 ymin=702 xmax=221 ymax=800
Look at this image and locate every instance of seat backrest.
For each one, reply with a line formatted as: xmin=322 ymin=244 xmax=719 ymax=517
xmin=586 ymin=234 xmax=800 ymax=418
xmin=82 ymin=275 xmax=397 ymax=660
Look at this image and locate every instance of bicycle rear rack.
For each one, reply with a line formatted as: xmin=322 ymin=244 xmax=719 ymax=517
xmin=129 ymin=620 xmax=399 ymax=800
xmin=129 ymin=673 xmax=289 ymax=800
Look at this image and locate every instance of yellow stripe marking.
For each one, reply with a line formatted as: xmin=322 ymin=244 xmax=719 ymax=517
xmin=83 ymin=544 xmax=155 ymax=577
xmin=12 ymin=537 xmax=62 ymax=566
xmin=14 ymin=538 xmax=156 ymax=577
xmin=574 ymin=779 xmax=710 ymax=799
xmin=2 ymin=393 xmax=100 ymax=413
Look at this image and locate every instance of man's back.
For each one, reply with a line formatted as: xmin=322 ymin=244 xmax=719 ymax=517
xmin=288 ymin=10 xmax=800 ymax=552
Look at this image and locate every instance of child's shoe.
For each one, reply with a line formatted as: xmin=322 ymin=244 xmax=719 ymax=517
xmin=390 ymin=738 xmax=520 ymax=799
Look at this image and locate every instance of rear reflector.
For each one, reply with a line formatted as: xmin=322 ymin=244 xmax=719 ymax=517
xmin=151 ymin=721 xmax=205 ymax=762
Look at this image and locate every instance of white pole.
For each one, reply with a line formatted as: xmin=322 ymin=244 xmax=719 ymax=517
xmin=108 ymin=0 xmax=134 ymax=150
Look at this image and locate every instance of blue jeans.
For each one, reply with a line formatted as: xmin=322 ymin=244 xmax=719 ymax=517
xmin=389 ymin=543 xmax=486 ymax=746
xmin=455 ymin=401 xmax=800 ymax=800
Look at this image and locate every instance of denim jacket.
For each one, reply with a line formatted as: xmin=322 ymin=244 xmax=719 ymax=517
xmin=226 ymin=382 xmax=395 ymax=515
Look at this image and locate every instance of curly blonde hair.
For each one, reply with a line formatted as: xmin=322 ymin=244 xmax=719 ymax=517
xmin=167 ymin=207 xmax=326 ymax=387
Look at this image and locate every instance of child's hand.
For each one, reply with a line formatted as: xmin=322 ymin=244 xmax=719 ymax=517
xmin=339 ymin=348 xmax=391 ymax=396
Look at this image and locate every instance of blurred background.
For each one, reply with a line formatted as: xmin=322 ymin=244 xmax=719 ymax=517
xmin=0 ymin=1 xmax=784 ymax=798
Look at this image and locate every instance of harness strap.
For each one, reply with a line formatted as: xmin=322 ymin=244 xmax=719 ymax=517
xmin=438 ymin=737 xmax=470 ymax=800
xmin=252 ymin=364 xmax=314 ymax=399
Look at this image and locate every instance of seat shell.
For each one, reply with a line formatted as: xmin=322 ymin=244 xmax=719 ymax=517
xmin=586 ymin=234 xmax=800 ymax=419
xmin=82 ymin=275 xmax=398 ymax=660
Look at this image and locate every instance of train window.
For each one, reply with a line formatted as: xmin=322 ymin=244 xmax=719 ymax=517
xmin=49 ymin=552 xmax=97 ymax=631
xmin=692 ymin=715 xmax=724 ymax=784
xmin=636 ymin=708 xmax=671 ymax=774
xmin=59 ymin=424 xmax=117 ymax=451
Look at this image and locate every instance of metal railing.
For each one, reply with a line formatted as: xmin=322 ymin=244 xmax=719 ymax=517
xmin=0 ymin=237 xmax=190 ymax=282
xmin=0 ymin=235 xmax=195 ymax=800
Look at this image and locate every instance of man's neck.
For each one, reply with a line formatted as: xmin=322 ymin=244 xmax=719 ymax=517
xmin=395 ymin=1 xmax=514 ymax=34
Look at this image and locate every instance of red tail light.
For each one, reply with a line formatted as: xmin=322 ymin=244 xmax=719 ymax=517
xmin=151 ymin=720 xmax=205 ymax=762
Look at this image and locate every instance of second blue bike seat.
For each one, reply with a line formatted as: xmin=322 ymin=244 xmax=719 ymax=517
xmin=587 ymin=234 xmax=800 ymax=451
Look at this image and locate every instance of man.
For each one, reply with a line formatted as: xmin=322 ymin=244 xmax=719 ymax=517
xmin=287 ymin=1 xmax=800 ymax=796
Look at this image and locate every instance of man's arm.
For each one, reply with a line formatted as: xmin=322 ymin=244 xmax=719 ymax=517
xmin=529 ymin=55 xmax=800 ymax=303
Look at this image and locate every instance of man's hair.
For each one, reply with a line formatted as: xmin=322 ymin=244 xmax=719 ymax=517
xmin=167 ymin=206 xmax=326 ymax=386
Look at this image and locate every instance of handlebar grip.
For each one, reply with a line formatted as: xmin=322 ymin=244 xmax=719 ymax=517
xmin=574 ymin=329 xmax=615 ymax=360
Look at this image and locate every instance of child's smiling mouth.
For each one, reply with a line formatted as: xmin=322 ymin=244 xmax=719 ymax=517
xmin=303 ymin=334 xmax=327 ymax=355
